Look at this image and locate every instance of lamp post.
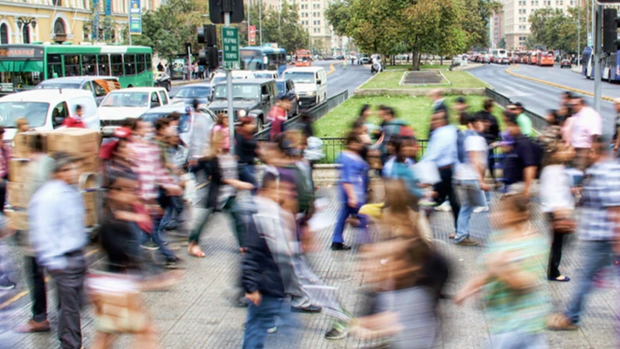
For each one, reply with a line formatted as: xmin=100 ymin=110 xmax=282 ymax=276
xmin=17 ymin=17 xmax=36 ymax=44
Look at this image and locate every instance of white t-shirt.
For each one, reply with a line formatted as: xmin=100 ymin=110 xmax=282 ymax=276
xmin=540 ymin=164 xmax=575 ymax=212
xmin=458 ymin=134 xmax=488 ymax=181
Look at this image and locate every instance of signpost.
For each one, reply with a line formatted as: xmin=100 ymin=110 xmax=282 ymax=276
xmin=249 ymin=25 xmax=256 ymax=46
xmin=128 ymin=0 xmax=141 ymax=45
xmin=222 ymin=27 xmax=240 ymax=70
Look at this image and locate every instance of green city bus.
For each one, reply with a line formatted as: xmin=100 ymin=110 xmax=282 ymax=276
xmin=0 ymin=44 xmax=153 ymax=95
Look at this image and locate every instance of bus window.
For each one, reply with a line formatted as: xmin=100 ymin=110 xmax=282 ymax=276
xmin=98 ymin=54 xmax=110 ymax=75
xmin=146 ymin=53 xmax=152 ymax=71
xmin=111 ymin=54 xmax=124 ymax=77
xmin=125 ymin=54 xmax=136 ymax=76
xmin=64 ymin=54 xmax=81 ymax=76
xmin=82 ymin=55 xmax=97 ymax=76
xmin=137 ymin=54 xmax=145 ymax=74
xmin=47 ymin=54 xmax=62 ymax=79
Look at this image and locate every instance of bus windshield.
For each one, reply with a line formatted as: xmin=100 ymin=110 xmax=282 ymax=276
xmin=282 ymin=72 xmax=314 ymax=84
xmin=240 ymin=49 xmax=263 ymax=70
xmin=101 ymin=91 xmax=149 ymax=107
xmin=213 ymin=85 xmax=260 ymax=101
xmin=0 ymin=101 xmax=49 ymax=127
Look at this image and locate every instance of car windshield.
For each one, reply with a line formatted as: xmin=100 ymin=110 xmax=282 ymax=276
xmin=211 ymin=76 xmax=226 ymax=85
xmin=101 ymin=92 xmax=149 ymax=107
xmin=175 ymin=87 xmax=211 ymax=98
xmin=36 ymin=83 xmax=81 ymax=90
xmin=276 ymin=81 xmax=286 ymax=93
xmin=142 ymin=112 xmax=191 ymax=133
xmin=254 ymin=73 xmax=273 ymax=79
xmin=0 ymin=101 xmax=49 ymax=128
xmin=213 ymin=85 xmax=260 ymax=101
xmin=282 ymin=72 xmax=314 ymax=84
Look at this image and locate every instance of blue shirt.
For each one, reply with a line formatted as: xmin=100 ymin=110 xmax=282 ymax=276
xmin=29 ymin=180 xmax=86 ymax=271
xmin=338 ymin=151 xmax=369 ymax=206
xmin=423 ymin=124 xmax=459 ymax=167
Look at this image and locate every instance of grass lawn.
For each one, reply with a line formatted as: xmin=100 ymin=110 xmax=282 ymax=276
xmin=315 ymin=95 xmax=504 ymax=139
xmin=384 ymin=64 xmax=451 ymax=71
xmin=360 ymin=70 xmax=489 ymax=90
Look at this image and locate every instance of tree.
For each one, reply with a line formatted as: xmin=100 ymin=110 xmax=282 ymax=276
xmin=498 ymin=38 xmax=506 ymax=48
xmin=325 ymin=0 xmax=353 ymax=37
xmin=529 ymin=6 xmax=587 ymax=54
xmin=243 ymin=1 xmax=309 ymax=53
xmin=133 ymin=0 xmax=206 ymax=60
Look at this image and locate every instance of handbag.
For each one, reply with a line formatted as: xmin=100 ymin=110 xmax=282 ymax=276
xmin=552 ymin=209 xmax=576 ymax=234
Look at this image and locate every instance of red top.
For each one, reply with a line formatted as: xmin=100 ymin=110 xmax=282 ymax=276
xmin=269 ymin=106 xmax=287 ymax=140
xmin=62 ymin=116 xmax=86 ymax=128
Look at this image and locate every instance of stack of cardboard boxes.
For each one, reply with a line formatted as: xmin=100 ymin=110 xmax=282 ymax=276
xmin=6 ymin=128 xmax=101 ymax=230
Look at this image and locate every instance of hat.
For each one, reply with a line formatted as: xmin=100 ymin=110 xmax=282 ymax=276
xmin=113 ymin=127 xmax=132 ymax=139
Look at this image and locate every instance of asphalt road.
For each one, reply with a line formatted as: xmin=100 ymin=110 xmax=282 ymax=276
xmin=469 ymin=64 xmax=617 ymax=133
xmin=170 ymin=60 xmax=372 ymax=100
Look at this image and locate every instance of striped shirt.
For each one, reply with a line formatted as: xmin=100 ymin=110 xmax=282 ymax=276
xmin=128 ymin=139 xmax=175 ymax=202
xmin=578 ymin=160 xmax=620 ymax=241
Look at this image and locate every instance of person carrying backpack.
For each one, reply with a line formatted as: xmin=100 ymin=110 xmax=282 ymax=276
xmin=377 ymin=106 xmax=412 ymax=164
xmin=502 ymin=111 xmax=543 ymax=198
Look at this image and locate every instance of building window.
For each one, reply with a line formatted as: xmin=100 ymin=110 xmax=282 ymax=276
xmin=53 ymin=18 xmax=67 ymax=42
xmin=53 ymin=0 xmax=61 ymax=5
xmin=0 ymin=24 xmax=7 ymax=44
xmin=22 ymin=25 xmax=30 ymax=44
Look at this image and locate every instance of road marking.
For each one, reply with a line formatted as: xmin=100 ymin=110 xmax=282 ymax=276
xmin=0 ymin=248 xmax=100 ymax=310
xmin=327 ymin=62 xmax=341 ymax=76
xmin=505 ymin=65 xmax=615 ymax=102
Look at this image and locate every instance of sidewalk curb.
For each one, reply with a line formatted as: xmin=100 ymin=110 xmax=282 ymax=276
xmin=505 ymin=65 xmax=614 ymax=102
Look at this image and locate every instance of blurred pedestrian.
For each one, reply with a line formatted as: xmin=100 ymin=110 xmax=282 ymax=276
xmin=62 ymin=105 xmax=86 ymax=128
xmin=512 ymin=102 xmax=533 ymax=137
xmin=331 ymin=132 xmax=369 ymax=251
xmin=421 ymin=111 xmax=460 ymax=231
xmin=569 ymin=96 xmax=602 ymax=171
xmin=15 ymin=117 xmax=30 ymax=133
xmin=502 ymin=112 xmax=541 ymax=198
xmin=212 ymin=113 xmax=231 ymax=151
xmin=430 ymin=89 xmax=448 ymax=116
xmin=455 ymin=194 xmax=550 ymax=349
xmin=0 ymin=127 xmax=8 ymax=213
xmin=476 ymin=99 xmax=500 ymax=185
xmin=235 ymin=117 xmax=258 ymax=191
xmin=453 ymin=114 xmax=489 ymax=246
xmin=548 ymin=139 xmax=620 ymax=331
xmin=29 ymin=152 xmax=87 ymax=349
xmin=14 ymin=134 xmax=54 ymax=334
xmin=188 ymin=100 xmax=213 ymax=184
xmin=454 ymin=96 xmax=469 ymax=126
xmin=613 ymin=98 xmax=620 ymax=154
xmin=383 ymin=136 xmax=421 ymax=202
xmin=377 ymin=106 xmax=411 ymax=163
xmin=269 ymin=95 xmax=291 ymax=141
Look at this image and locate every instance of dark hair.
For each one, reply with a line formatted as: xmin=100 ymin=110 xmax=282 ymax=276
xmin=359 ymin=104 xmax=371 ymax=118
xmin=262 ymin=172 xmax=279 ymax=189
xmin=392 ymin=136 xmax=416 ymax=163
xmin=504 ymin=111 xmax=519 ymax=125
xmin=379 ymin=105 xmax=396 ymax=118
xmin=345 ymin=131 xmax=361 ymax=145
xmin=483 ymin=98 xmax=494 ymax=111
xmin=456 ymin=96 xmax=466 ymax=104
xmin=51 ymin=151 xmax=77 ymax=173
xmin=192 ymin=99 xmax=200 ymax=111
xmin=123 ymin=118 xmax=138 ymax=130
xmin=466 ymin=113 xmax=482 ymax=125
xmin=167 ymin=112 xmax=181 ymax=122
xmin=300 ymin=112 xmax=313 ymax=123
xmin=0 ymin=126 xmax=4 ymax=135
xmin=75 ymin=105 xmax=83 ymax=113
xmin=155 ymin=118 xmax=170 ymax=132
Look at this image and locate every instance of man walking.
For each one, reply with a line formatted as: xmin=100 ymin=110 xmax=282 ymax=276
xmin=29 ymin=152 xmax=86 ymax=349
xmin=513 ymin=102 xmax=533 ymax=137
xmin=422 ymin=111 xmax=460 ymax=230
xmin=570 ymin=96 xmax=602 ymax=170
xmin=503 ymin=112 xmax=540 ymax=198
xmin=548 ymin=139 xmax=620 ymax=331
xmin=430 ymin=89 xmax=448 ymax=116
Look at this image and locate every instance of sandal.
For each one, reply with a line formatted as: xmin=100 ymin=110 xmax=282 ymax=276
xmin=188 ymin=243 xmax=205 ymax=258
xmin=547 ymin=313 xmax=578 ymax=331
xmin=548 ymin=275 xmax=570 ymax=282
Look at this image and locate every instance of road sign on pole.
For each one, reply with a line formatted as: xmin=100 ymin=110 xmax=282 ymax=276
xmin=222 ymin=27 xmax=240 ymax=70
xmin=249 ymin=25 xmax=256 ymax=46
xmin=129 ymin=0 xmax=142 ymax=35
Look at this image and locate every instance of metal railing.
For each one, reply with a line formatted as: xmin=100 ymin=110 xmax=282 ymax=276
xmin=484 ymin=87 xmax=548 ymax=132
xmin=319 ymin=138 xmax=429 ymax=164
xmin=254 ymin=90 xmax=349 ymax=141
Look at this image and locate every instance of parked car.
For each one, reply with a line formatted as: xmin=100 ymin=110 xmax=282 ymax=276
xmin=36 ymin=76 xmax=121 ymax=106
xmin=0 ymin=89 xmax=100 ymax=141
xmin=208 ymin=79 xmax=277 ymax=130
xmin=275 ymin=79 xmax=299 ymax=117
xmin=282 ymin=66 xmax=328 ymax=109
xmin=139 ymin=104 xmax=217 ymax=161
xmin=560 ymin=59 xmax=572 ymax=68
xmin=501 ymin=57 xmax=510 ymax=65
xmin=98 ymin=87 xmax=170 ymax=135
xmin=253 ymin=71 xmax=279 ymax=80
xmin=359 ymin=56 xmax=371 ymax=64
xmin=154 ymin=71 xmax=172 ymax=91
xmin=171 ymin=83 xmax=213 ymax=105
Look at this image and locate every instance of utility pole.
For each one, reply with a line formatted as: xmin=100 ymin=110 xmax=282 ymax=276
xmin=225 ymin=12 xmax=235 ymax=154
xmin=247 ymin=0 xmax=250 ymax=45
xmin=593 ymin=3 xmax=602 ymax=114
xmin=259 ymin=0 xmax=263 ymax=45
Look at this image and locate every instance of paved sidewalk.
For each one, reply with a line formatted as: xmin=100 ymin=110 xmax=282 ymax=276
xmin=7 ymin=188 xmax=620 ymax=348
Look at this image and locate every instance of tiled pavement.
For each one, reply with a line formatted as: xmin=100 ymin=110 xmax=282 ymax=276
xmin=5 ymin=188 xmax=620 ymax=348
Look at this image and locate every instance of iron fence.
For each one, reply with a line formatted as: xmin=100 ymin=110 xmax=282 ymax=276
xmin=484 ymin=87 xmax=548 ymax=132
xmin=255 ymin=90 xmax=350 ymax=141
xmin=318 ymin=138 xmax=429 ymax=164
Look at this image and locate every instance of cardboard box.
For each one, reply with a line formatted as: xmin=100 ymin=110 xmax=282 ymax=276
xmin=8 ymin=159 xmax=31 ymax=183
xmin=7 ymin=182 xmax=30 ymax=208
xmin=47 ymin=128 xmax=100 ymax=157
xmin=6 ymin=210 xmax=29 ymax=231
xmin=12 ymin=131 xmax=49 ymax=159
xmin=78 ymin=157 xmax=100 ymax=174
xmin=83 ymin=192 xmax=98 ymax=227
xmin=85 ymin=209 xmax=97 ymax=227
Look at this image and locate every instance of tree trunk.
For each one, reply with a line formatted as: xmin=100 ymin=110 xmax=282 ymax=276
xmin=412 ymin=49 xmax=420 ymax=71
xmin=440 ymin=56 xmax=443 ymax=65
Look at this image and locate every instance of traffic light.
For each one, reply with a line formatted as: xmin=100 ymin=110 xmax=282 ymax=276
xmin=209 ymin=0 xmax=244 ymax=24
xmin=603 ymin=8 xmax=619 ymax=53
xmin=197 ymin=25 xmax=217 ymax=46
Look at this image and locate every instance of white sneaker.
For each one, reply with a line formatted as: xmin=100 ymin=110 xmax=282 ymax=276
xmin=474 ymin=206 xmax=489 ymax=213
xmin=434 ymin=202 xmax=452 ymax=212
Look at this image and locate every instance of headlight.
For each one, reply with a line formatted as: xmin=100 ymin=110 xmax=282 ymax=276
xmin=308 ymin=91 xmax=316 ymax=97
xmin=237 ymin=109 xmax=247 ymax=117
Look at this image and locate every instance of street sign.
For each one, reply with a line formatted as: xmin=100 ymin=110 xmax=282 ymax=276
xmin=129 ymin=0 xmax=142 ymax=35
xmin=222 ymin=27 xmax=240 ymax=70
xmin=249 ymin=25 xmax=256 ymax=46
xmin=588 ymin=32 xmax=593 ymax=47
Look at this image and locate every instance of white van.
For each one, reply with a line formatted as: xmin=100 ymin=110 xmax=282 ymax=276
xmin=281 ymin=67 xmax=327 ymax=108
xmin=0 ymin=89 xmax=99 ymax=141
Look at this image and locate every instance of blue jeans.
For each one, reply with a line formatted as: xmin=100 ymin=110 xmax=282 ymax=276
xmin=565 ymin=240 xmax=614 ymax=324
xmin=136 ymin=217 xmax=176 ymax=262
xmin=488 ymin=331 xmax=547 ymax=349
xmin=160 ymin=196 xmax=184 ymax=231
xmin=243 ymin=297 xmax=295 ymax=349
xmin=238 ymin=164 xmax=257 ymax=193
xmin=332 ymin=203 xmax=367 ymax=244
xmin=455 ymin=180 xmax=487 ymax=243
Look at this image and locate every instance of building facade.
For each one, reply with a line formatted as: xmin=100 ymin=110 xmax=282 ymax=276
xmin=298 ymin=0 xmax=331 ymax=54
xmin=0 ymin=0 xmax=162 ymax=45
xmin=503 ymin=0 xmax=578 ymax=50
xmin=490 ymin=12 xmax=502 ymax=48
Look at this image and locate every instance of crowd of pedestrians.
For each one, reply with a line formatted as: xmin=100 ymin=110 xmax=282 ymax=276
xmin=0 ymin=86 xmax=616 ymax=349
